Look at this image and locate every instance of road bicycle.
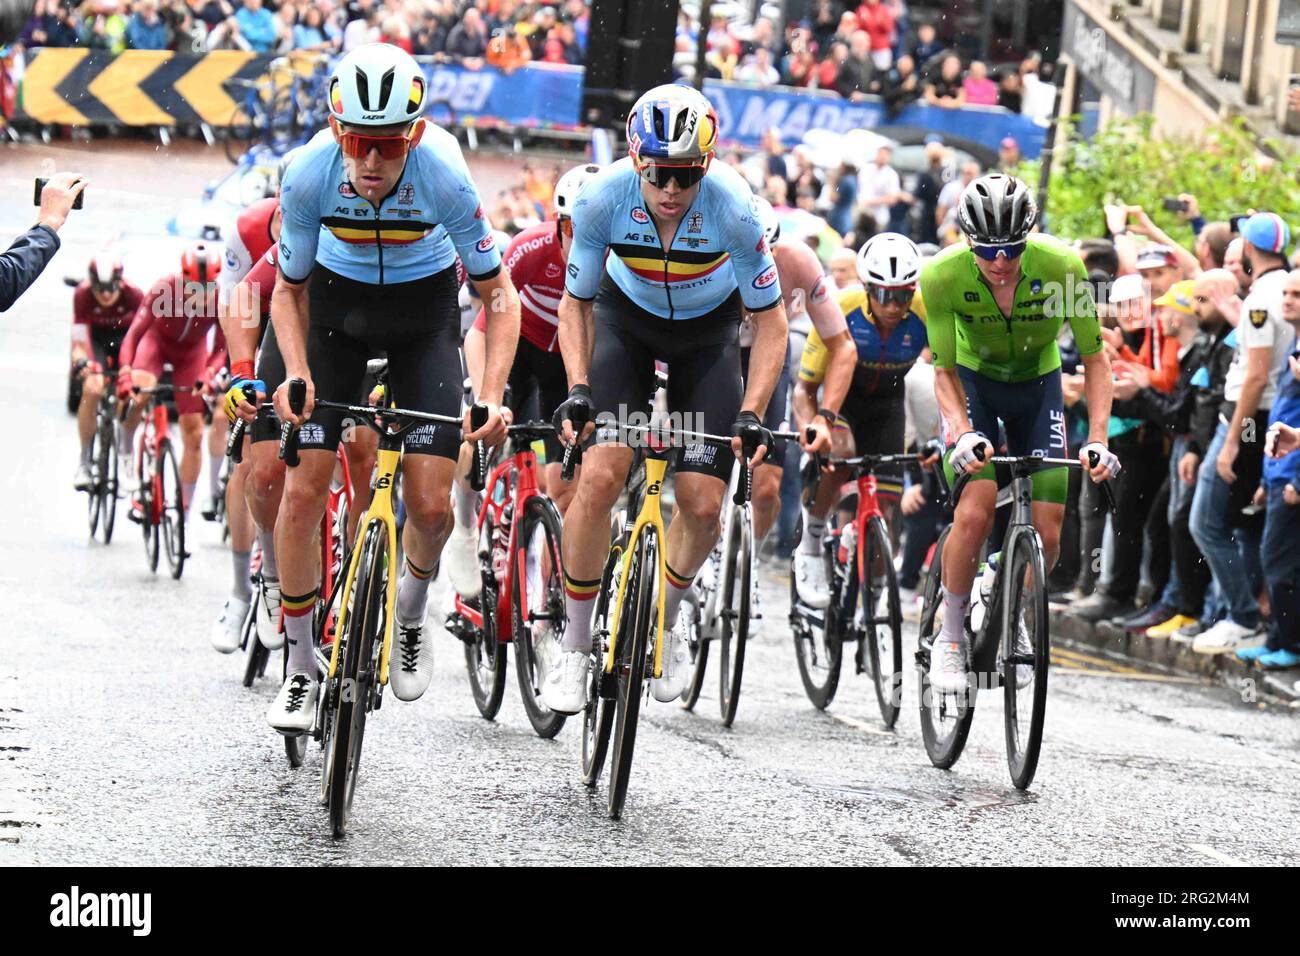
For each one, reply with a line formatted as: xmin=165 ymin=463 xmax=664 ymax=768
xmin=678 ymin=453 xmax=767 ymax=728
xmin=579 ymin=422 xmax=792 ymax=819
xmin=224 ymin=53 xmax=330 ymax=166
xmin=445 ymin=420 xmax=568 ymax=737
xmin=278 ymin=379 xmax=483 ymax=837
xmin=789 ymin=452 xmax=919 ymax=729
xmin=76 ymin=363 xmax=121 ymax=545
xmin=125 ymin=378 xmax=194 ymax=579
xmin=916 ymin=451 xmax=1113 ymax=789
xmin=227 ymin=388 xmax=354 ymax=767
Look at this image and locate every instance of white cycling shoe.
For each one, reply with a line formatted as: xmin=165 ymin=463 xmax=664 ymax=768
xmin=73 ymin=462 xmax=93 ymax=492
xmin=651 ymin=617 xmax=692 ymax=703
xmin=541 ymin=650 xmax=590 ymax=715
xmin=210 ymin=595 xmax=250 ymax=654
xmin=389 ymin=615 xmax=434 ymax=702
xmin=793 ymin=552 xmax=830 ymax=609
xmin=928 ymin=636 xmax=970 ymax=695
xmin=267 ymin=672 xmax=317 ymax=735
xmin=443 ymin=523 xmax=482 ymax=598
xmin=255 ymin=578 xmax=284 ymax=650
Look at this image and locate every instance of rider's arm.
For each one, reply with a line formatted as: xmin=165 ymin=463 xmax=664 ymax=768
xmin=118 ymin=283 xmax=162 ymax=371
xmin=205 ymin=325 xmax=229 ymax=382
xmin=742 ymin=300 xmax=788 ymax=417
xmin=220 ymin=260 xmax=268 ymax=372
xmin=271 ymin=148 xmax=325 ymax=380
xmin=270 ymin=270 xmax=311 ymax=379
xmin=70 ymin=284 xmax=92 ymax=362
xmin=725 ymin=194 xmax=785 ymax=416
xmin=556 ymin=292 xmax=595 ymax=388
xmin=471 ymin=268 xmax=519 ymax=407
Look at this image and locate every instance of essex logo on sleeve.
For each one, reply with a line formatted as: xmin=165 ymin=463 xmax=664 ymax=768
xmin=752 ymin=266 xmax=778 ymax=290
xmin=476 ymin=235 xmax=495 ymax=253
xmin=1250 ymin=309 xmax=1269 ymax=329
xmin=631 ymin=207 xmax=650 ymax=224
xmin=339 ymin=182 xmax=356 ymax=198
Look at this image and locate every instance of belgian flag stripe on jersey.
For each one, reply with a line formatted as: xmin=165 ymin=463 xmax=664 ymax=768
xmin=608 ymin=243 xmax=730 ymax=283
xmin=321 ymin=217 xmax=436 ymax=246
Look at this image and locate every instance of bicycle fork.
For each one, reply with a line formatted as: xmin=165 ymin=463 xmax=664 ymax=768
xmin=606 ymin=456 xmax=669 ymax=681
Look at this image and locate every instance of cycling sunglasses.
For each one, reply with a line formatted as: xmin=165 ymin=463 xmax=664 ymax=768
xmin=869 ymin=284 xmax=916 ymax=306
xmin=335 ymin=121 xmax=421 ymax=160
xmin=637 ymin=162 xmax=708 ymax=190
xmin=90 ymin=279 xmax=121 ymax=295
xmin=971 ymin=241 xmax=1027 ymax=261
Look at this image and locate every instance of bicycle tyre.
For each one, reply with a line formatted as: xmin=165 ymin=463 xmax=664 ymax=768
xmin=917 ymin=525 xmax=975 ymax=769
xmin=87 ymin=418 xmax=103 ymax=538
xmin=465 ymin=510 xmax=508 ymax=720
xmin=283 ymin=648 xmax=307 ymax=769
xmin=607 ymin=526 xmax=656 ymax=820
xmin=718 ymin=504 xmax=752 ymax=728
xmin=100 ymin=413 xmax=119 ymax=544
xmin=792 ymin=531 xmax=843 ymax=710
xmin=1003 ymin=529 xmax=1050 ymax=790
xmin=141 ymin=445 xmax=160 ymax=574
xmin=328 ymin=519 xmax=386 ymax=838
xmin=862 ymin=515 xmax=903 ymax=729
xmin=159 ymin=439 xmax=185 ymax=580
xmin=679 ymin=596 xmax=708 ymax=711
xmin=512 ymin=497 xmax=567 ymax=739
xmin=581 ymin=536 xmax=624 ymax=786
xmin=241 ymin=589 xmax=267 ymax=688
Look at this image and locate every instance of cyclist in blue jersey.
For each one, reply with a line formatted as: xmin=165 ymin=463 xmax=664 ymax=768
xmin=541 ymin=84 xmax=789 ymax=713
xmin=266 ymin=43 xmax=520 ymax=732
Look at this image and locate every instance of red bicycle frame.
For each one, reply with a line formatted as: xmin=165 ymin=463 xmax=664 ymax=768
xmin=318 ymin=446 xmax=354 ymax=646
xmin=453 ymin=445 xmax=546 ymax=641
xmin=136 ymin=398 xmax=171 ymax=526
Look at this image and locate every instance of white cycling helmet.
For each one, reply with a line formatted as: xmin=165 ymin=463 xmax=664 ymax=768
xmin=327 ymin=42 xmax=426 ymax=128
xmin=751 ymin=195 xmax=781 ymax=246
xmin=554 ymin=163 xmax=602 ymax=217
xmin=857 ymin=233 xmax=921 ymax=287
xmin=627 ymin=83 xmax=719 ymax=164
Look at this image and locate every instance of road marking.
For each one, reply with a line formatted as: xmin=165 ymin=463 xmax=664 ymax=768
xmin=1188 ymin=844 xmax=1251 ymax=866
xmin=1052 ymin=668 xmax=1202 ymax=685
xmin=830 ymin=712 xmax=893 ymax=737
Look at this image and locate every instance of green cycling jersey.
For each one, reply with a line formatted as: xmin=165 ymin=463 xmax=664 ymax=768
xmin=920 ymin=234 xmax=1103 ymax=384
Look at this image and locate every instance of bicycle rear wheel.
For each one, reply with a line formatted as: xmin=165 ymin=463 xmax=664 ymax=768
xmin=100 ymin=415 xmax=119 ymax=544
xmin=283 ymin=648 xmax=307 ymax=768
xmin=581 ymin=536 xmax=624 ymax=786
xmin=718 ymin=504 xmax=752 ymax=728
xmin=679 ymin=595 xmax=708 ymax=711
xmin=1003 ymin=529 xmax=1050 ymax=790
xmin=159 ymin=439 xmax=186 ymax=580
xmin=141 ymin=447 xmax=160 ymax=574
xmin=465 ymin=510 xmax=508 ymax=720
xmin=241 ymin=595 xmax=268 ymax=689
xmin=512 ymin=497 xmax=567 ymax=739
xmin=862 ymin=515 xmax=903 ymax=729
xmin=792 ymin=528 xmax=843 ymax=710
xmin=327 ymin=520 xmax=386 ymax=838
xmin=87 ymin=421 xmax=103 ymax=537
xmin=917 ymin=526 xmax=975 ymax=769
xmin=607 ymin=526 xmax=656 ymax=820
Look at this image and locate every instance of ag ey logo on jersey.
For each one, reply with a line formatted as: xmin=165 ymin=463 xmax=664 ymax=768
xmin=397 ymin=184 xmax=415 ymax=205
xmin=339 ymin=182 xmax=356 ymax=198
xmin=476 ymin=235 xmax=495 ymax=253
xmin=1250 ymin=309 xmax=1269 ymax=329
xmin=752 ymin=266 xmax=778 ymax=290
xmin=631 ymin=207 xmax=649 ymax=224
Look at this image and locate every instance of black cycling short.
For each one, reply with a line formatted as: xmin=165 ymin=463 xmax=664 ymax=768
xmin=251 ymin=320 xmax=288 ymax=444
xmin=290 ymin=264 xmax=462 ymax=459
xmin=838 ymin=391 xmax=907 ymax=499
xmin=740 ymin=343 xmax=790 ymax=465
xmin=90 ymin=325 xmax=127 ymax=371
xmin=588 ymin=274 xmax=742 ymax=483
xmin=504 ymin=337 xmax=567 ymax=462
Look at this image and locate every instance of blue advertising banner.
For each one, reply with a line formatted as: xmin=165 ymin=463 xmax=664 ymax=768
xmin=419 ymin=62 xmax=1047 ymax=158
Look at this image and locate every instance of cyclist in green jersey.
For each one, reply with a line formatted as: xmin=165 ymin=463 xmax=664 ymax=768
xmin=920 ymin=174 xmax=1120 ymax=693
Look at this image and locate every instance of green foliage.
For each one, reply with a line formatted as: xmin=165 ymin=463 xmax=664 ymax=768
xmin=1026 ymin=114 xmax=1300 ymax=245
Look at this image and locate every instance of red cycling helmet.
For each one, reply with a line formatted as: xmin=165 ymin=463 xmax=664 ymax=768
xmin=181 ymin=244 xmax=222 ymax=284
xmin=88 ymin=255 xmax=124 ymax=293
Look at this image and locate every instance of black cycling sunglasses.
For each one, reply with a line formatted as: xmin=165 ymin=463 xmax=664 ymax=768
xmin=869 ymin=284 xmax=916 ymax=306
xmin=638 ymin=162 xmax=707 ymax=190
xmin=971 ymin=241 xmax=1027 ymax=261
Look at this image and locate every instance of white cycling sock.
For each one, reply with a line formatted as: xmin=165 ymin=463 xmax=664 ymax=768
xmin=118 ymin=424 xmax=135 ymax=457
xmin=208 ymin=449 xmax=223 ymax=503
xmin=182 ymin=481 xmax=197 ymax=516
xmin=258 ymin=529 xmax=278 ymax=580
xmin=396 ymin=558 xmax=434 ymax=624
xmin=453 ymin=480 xmax=477 ymax=530
xmin=939 ymin=588 xmax=970 ymax=643
xmin=231 ymin=549 xmax=253 ymax=601
xmin=800 ymin=505 xmax=825 ymax=557
xmin=664 ymin=564 xmax=693 ymax=629
xmin=561 ymin=573 xmax=599 ymax=652
xmin=282 ymin=589 xmax=317 ymax=675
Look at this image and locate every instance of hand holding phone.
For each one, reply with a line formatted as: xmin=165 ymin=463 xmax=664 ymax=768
xmin=1161 ymin=197 xmax=1188 ymax=214
xmin=33 ymin=174 xmax=87 ymax=234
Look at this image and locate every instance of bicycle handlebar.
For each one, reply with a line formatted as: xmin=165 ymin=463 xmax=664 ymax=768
xmin=467 ymin=403 xmax=488 ymax=493
xmin=226 ymin=384 xmax=258 ymax=464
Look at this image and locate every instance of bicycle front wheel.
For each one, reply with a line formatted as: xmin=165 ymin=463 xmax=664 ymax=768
xmin=512 ymin=497 xmax=567 ymax=739
xmin=141 ymin=448 xmax=160 ymax=574
xmin=87 ymin=418 xmax=103 ymax=537
xmin=862 ymin=515 xmax=903 ymax=729
xmin=100 ymin=415 xmax=119 ymax=544
xmin=792 ymin=532 xmax=843 ymax=710
xmin=718 ymin=504 xmax=752 ymax=728
xmin=581 ymin=536 xmax=624 ymax=786
xmin=917 ymin=526 xmax=975 ymax=769
xmin=465 ymin=510 xmax=508 ymax=720
xmin=159 ymin=439 xmax=186 ymax=580
xmin=1003 ymin=529 xmax=1050 ymax=790
xmin=328 ymin=520 xmax=387 ymax=838
xmin=607 ymin=526 xmax=657 ymax=820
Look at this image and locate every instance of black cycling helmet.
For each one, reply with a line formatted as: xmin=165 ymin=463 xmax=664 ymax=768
xmin=957 ymin=173 xmax=1037 ymax=244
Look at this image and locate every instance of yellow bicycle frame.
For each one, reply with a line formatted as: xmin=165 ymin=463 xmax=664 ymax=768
xmin=328 ymin=442 xmax=401 ymax=687
xmin=605 ymin=455 xmax=669 ymax=680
